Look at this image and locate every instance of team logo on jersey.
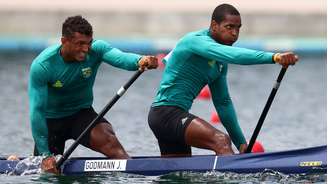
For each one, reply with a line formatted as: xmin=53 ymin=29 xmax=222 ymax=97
xmin=208 ymin=60 xmax=215 ymax=67
xmin=52 ymin=80 xmax=63 ymax=88
xmin=82 ymin=67 xmax=92 ymax=78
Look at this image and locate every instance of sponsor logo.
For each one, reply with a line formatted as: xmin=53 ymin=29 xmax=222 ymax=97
xmin=299 ymin=161 xmax=322 ymax=167
xmin=52 ymin=80 xmax=63 ymax=88
xmin=82 ymin=67 xmax=92 ymax=78
xmin=84 ymin=159 xmax=127 ymax=171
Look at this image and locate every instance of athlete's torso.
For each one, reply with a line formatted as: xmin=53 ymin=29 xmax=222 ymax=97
xmin=33 ymin=44 xmax=100 ymax=117
xmin=152 ymin=28 xmax=273 ymax=111
xmin=152 ymin=29 xmax=227 ymax=110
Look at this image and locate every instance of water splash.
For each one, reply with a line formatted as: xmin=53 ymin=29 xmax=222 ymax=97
xmin=8 ymin=156 xmax=43 ymax=176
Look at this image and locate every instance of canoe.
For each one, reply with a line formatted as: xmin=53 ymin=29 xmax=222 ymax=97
xmin=0 ymin=145 xmax=326 ymax=176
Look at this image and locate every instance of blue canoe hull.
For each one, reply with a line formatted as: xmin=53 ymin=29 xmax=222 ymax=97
xmin=0 ymin=145 xmax=326 ymax=176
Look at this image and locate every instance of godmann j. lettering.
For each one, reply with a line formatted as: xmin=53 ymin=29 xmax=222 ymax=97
xmin=84 ymin=160 xmax=127 ymax=171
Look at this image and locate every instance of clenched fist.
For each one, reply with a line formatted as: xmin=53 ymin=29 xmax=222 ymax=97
xmin=138 ymin=56 xmax=158 ymax=71
xmin=273 ymin=52 xmax=299 ymax=68
xmin=41 ymin=156 xmax=60 ymax=174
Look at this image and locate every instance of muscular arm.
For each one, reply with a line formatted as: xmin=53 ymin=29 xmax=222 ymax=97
xmin=28 ymin=62 xmax=51 ymax=155
xmin=208 ymin=65 xmax=246 ymax=150
xmin=188 ymin=34 xmax=274 ymax=65
xmin=93 ymin=40 xmax=141 ymax=70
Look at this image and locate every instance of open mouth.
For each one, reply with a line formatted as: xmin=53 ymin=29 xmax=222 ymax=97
xmin=76 ymin=52 xmax=86 ymax=60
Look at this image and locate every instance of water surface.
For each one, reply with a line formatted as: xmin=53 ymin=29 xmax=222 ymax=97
xmin=0 ymin=53 xmax=326 ymax=183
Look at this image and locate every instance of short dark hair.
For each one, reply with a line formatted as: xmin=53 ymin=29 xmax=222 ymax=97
xmin=62 ymin=15 xmax=93 ymax=37
xmin=211 ymin=4 xmax=240 ymax=23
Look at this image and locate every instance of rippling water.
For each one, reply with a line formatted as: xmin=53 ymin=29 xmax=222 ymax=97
xmin=0 ymin=171 xmax=326 ymax=184
xmin=0 ymin=52 xmax=326 ymax=183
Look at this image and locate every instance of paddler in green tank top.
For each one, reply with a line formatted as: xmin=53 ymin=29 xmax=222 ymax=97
xmin=148 ymin=4 xmax=298 ymax=157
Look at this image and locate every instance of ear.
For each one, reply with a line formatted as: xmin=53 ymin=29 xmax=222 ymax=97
xmin=210 ymin=20 xmax=219 ymax=32
xmin=61 ymin=37 xmax=67 ymax=45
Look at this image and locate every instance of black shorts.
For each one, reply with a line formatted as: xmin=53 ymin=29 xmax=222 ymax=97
xmin=148 ymin=106 xmax=197 ymax=155
xmin=33 ymin=107 xmax=110 ymax=156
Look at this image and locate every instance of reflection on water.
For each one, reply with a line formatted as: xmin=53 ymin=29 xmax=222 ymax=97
xmin=5 ymin=171 xmax=325 ymax=184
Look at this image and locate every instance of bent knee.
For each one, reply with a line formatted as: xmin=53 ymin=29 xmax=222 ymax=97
xmin=90 ymin=132 xmax=118 ymax=148
xmin=213 ymin=133 xmax=232 ymax=146
xmin=102 ymin=134 xmax=120 ymax=147
xmin=210 ymin=133 xmax=233 ymax=155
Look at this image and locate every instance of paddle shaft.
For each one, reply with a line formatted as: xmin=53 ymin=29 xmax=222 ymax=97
xmin=245 ymin=67 xmax=288 ymax=153
xmin=56 ymin=70 xmax=144 ymax=168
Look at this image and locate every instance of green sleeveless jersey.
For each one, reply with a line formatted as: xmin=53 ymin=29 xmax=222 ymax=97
xmin=29 ymin=40 xmax=141 ymax=155
xmin=152 ymin=29 xmax=275 ymax=149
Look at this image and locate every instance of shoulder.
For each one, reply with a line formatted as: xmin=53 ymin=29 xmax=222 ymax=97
xmin=90 ymin=39 xmax=113 ymax=54
xmin=177 ymin=29 xmax=212 ymax=49
xmin=31 ymin=44 xmax=61 ymax=75
xmin=91 ymin=39 xmax=110 ymax=47
xmin=181 ymin=29 xmax=210 ymax=42
xmin=90 ymin=39 xmax=112 ymax=50
xmin=29 ymin=59 xmax=50 ymax=84
xmin=33 ymin=44 xmax=60 ymax=66
xmin=30 ymin=60 xmax=47 ymax=76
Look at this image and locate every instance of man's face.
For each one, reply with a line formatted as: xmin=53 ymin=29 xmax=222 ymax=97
xmin=211 ymin=14 xmax=241 ymax=46
xmin=61 ymin=32 xmax=93 ymax=62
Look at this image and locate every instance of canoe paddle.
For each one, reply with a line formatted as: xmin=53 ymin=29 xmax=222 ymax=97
xmin=56 ymin=69 xmax=144 ymax=169
xmin=245 ymin=67 xmax=288 ymax=153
